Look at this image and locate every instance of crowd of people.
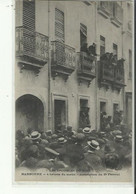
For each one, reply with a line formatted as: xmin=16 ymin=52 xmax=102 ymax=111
xmin=15 ymin=122 xmax=132 ymax=173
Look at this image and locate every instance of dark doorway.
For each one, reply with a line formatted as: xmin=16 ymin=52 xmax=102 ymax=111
xmin=79 ymin=99 xmax=90 ymax=128
xmin=100 ymin=101 xmax=106 ymax=129
xmin=54 ymin=100 xmax=66 ymax=130
xmin=16 ymin=94 xmax=44 ymax=132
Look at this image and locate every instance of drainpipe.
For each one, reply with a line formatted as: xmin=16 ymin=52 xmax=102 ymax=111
xmin=48 ymin=0 xmax=52 ymax=131
xmin=121 ymin=4 xmax=125 ymax=124
xmin=94 ymin=2 xmax=98 ymax=131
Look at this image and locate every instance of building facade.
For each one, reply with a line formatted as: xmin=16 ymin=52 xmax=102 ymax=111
xmin=15 ymin=0 xmax=133 ymax=133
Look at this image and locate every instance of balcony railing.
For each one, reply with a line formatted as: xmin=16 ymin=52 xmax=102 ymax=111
xmin=51 ymin=40 xmax=76 ymax=80
xmin=16 ymin=26 xmax=48 ymax=65
xmin=111 ymin=2 xmax=123 ymax=27
xmin=99 ymin=53 xmax=125 ymax=90
xmin=77 ymin=52 xmax=96 ymax=85
xmin=100 ymin=62 xmax=114 ymax=82
xmin=114 ymin=59 xmax=125 ymax=86
xmin=97 ymin=1 xmax=111 ymax=18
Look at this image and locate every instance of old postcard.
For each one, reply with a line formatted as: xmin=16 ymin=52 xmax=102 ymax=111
xmin=15 ymin=0 xmax=134 ymax=182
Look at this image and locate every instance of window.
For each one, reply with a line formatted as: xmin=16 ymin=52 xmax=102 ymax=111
xmin=23 ymin=0 xmax=35 ymax=53
xmin=55 ymin=8 xmax=64 ymax=42
xmin=80 ymin=23 xmax=87 ymax=52
xmin=100 ymin=35 xmax=105 ymax=56
xmin=113 ymin=103 xmax=119 ymax=123
xmin=113 ymin=43 xmax=118 ymax=59
xmin=23 ymin=0 xmax=35 ymax=31
xmin=129 ymin=49 xmax=132 ymax=79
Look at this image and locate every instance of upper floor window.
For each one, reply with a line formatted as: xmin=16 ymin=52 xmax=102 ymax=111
xmin=129 ymin=49 xmax=132 ymax=79
xmin=55 ymin=8 xmax=64 ymax=42
xmin=100 ymin=35 xmax=105 ymax=56
xmin=113 ymin=43 xmax=118 ymax=59
xmin=80 ymin=23 xmax=87 ymax=52
xmin=23 ymin=0 xmax=35 ymax=31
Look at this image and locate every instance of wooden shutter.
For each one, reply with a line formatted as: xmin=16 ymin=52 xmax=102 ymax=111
xmin=23 ymin=0 xmax=35 ymax=54
xmin=23 ymin=0 xmax=35 ymax=31
xmin=55 ymin=8 xmax=64 ymax=42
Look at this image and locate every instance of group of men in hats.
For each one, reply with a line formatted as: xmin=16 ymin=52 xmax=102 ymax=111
xmin=15 ymin=123 xmax=132 ymax=172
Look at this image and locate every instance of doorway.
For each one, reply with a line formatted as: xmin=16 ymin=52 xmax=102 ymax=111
xmin=54 ymin=100 xmax=66 ymax=130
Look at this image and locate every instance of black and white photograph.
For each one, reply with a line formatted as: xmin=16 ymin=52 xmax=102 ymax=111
xmin=15 ymin=0 xmax=133 ymax=182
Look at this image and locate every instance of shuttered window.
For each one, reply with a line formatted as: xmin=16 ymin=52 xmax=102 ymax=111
xmin=23 ymin=0 xmax=35 ymax=53
xmin=23 ymin=0 xmax=35 ymax=31
xmin=80 ymin=23 xmax=87 ymax=51
xmin=55 ymin=8 xmax=65 ymax=42
xmin=100 ymin=35 xmax=105 ymax=56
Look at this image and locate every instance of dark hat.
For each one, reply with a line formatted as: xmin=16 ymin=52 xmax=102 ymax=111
xmin=87 ymin=140 xmax=100 ymax=150
xmin=76 ymin=133 xmax=85 ymax=141
xmin=30 ymin=131 xmax=41 ymax=140
xmin=41 ymin=132 xmax=47 ymax=139
xmin=40 ymin=139 xmax=49 ymax=146
xmin=67 ymin=126 xmax=72 ymax=132
xmin=105 ymin=145 xmax=115 ymax=153
xmin=46 ymin=130 xmax=52 ymax=136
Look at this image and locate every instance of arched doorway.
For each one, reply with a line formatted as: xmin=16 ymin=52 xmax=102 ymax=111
xmin=16 ymin=94 xmax=44 ymax=132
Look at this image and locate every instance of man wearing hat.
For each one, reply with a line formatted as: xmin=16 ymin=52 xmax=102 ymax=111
xmin=64 ymin=133 xmax=85 ymax=167
xmin=54 ymin=137 xmax=67 ymax=161
xmin=83 ymin=140 xmax=104 ymax=172
xmin=79 ymin=107 xmax=90 ymax=129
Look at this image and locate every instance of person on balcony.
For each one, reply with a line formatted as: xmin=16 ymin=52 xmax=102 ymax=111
xmin=88 ymin=43 xmax=97 ymax=56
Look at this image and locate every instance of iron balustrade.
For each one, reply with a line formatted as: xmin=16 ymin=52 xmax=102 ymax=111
xmin=51 ymin=40 xmax=76 ymax=69
xmin=101 ymin=62 xmax=114 ymax=82
xmin=16 ymin=26 xmax=48 ymax=64
xmin=79 ymin=52 xmax=96 ymax=76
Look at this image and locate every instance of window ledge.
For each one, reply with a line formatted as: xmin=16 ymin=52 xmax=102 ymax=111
xmin=83 ymin=1 xmax=92 ymax=6
xmin=111 ymin=17 xmax=122 ymax=28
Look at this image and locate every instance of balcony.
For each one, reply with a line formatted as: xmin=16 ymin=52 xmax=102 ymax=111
xmin=111 ymin=2 xmax=123 ymax=27
xmin=98 ymin=53 xmax=125 ymax=91
xmin=16 ymin=26 xmax=48 ymax=72
xmin=77 ymin=52 xmax=96 ymax=86
xmin=114 ymin=59 xmax=125 ymax=90
xmin=51 ymin=41 xmax=76 ymax=80
xmin=97 ymin=2 xmax=111 ymax=19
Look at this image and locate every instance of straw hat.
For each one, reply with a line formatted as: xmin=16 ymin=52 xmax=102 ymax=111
xmin=87 ymin=140 xmax=100 ymax=150
xmin=83 ymin=127 xmax=92 ymax=134
xmin=58 ymin=137 xmax=67 ymax=144
xmin=30 ymin=131 xmax=41 ymax=140
xmin=114 ymin=135 xmax=123 ymax=142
